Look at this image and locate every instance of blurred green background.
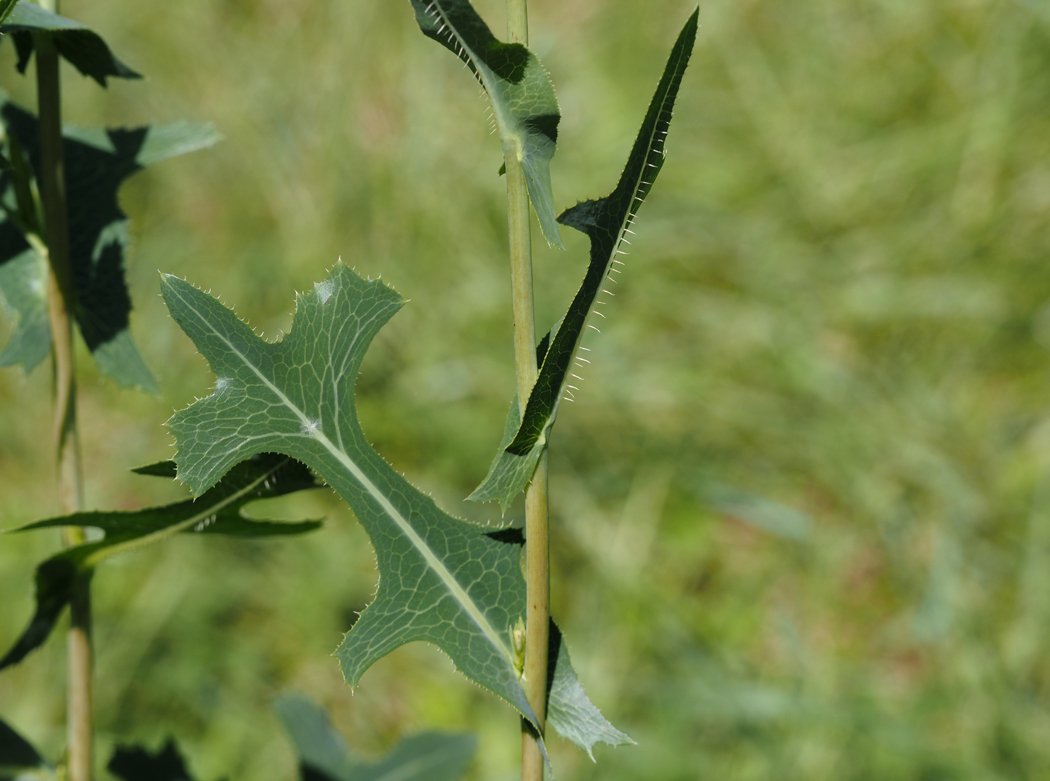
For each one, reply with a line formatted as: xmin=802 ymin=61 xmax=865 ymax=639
xmin=3 ymin=0 xmax=1050 ymax=778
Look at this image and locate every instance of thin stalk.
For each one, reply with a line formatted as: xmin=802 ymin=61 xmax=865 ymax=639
xmin=34 ymin=4 xmax=93 ymax=778
xmin=504 ymin=2 xmax=550 ymax=780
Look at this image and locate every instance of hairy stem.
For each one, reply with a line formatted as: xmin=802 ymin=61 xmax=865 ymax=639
xmin=35 ymin=7 xmax=93 ymax=779
xmin=504 ymin=2 xmax=550 ymax=780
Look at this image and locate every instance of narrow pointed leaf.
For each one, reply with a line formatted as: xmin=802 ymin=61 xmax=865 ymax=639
xmin=161 ymin=264 xmax=628 ymax=756
xmin=471 ymin=9 xmax=699 ymax=507
xmin=0 ymin=2 xmax=139 ymax=86
xmin=107 ymin=740 xmax=200 ymax=781
xmin=276 ymin=694 xmax=475 ymax=781
xmin=410 ymin=0 xmax=562 ymax=247
xmin=0 ymin=96 xmax=220 ymax=387
xmin=0 ymin=454 xmax=321 ymax=670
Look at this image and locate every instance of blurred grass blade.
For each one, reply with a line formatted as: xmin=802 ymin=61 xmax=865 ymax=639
xmin=471 ymin=9 xmax=699 ymax=509
xmin=0 ymin=454 xmax=322 ymax=670
xmin=0 ymin=1 xmax=139 ymax=85
xmin=107 ymin=740 xmax=200 ymax=781
xmin=0 ymin=96 xmax=220 ymax=390
xmin=410 ymin=0 xmax=562 ymax=247
xmin=276 ymin=694 xmax=476 ymax=781
xmin=162 ymin=264 xmax=627 ymax=757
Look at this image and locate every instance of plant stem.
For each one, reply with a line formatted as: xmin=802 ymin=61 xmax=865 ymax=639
xmin=35 ymin=4 xmax=93 ymax=778
xmin=504 ymin=3 xmax=550 ymax=780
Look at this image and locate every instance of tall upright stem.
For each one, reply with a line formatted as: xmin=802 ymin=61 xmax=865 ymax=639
xmin=504 ymin=2 xmax=550 ymax=780
xmin=35 ymin=4 xmax=93 ymax=778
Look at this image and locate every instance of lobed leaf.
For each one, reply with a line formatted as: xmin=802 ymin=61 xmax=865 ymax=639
xmin=0 ymin=96 xmax=220 ymax=389
xmin=276 ymin=694 xmax=475 ymax=781
xmin=410 ymin=0 xmax=563 ymax=247
xmin=0 ymin=1 xmax=139 ymax=86
xmin=0 ymin=454 xmax=321 ymax=670
xmin=471 ymin=9 xmax=699 ymax=510
xmin=162 ymin=263 xmax=627 ymax=757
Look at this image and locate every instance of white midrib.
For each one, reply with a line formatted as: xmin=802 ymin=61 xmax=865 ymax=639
xmin=172 ymin=282 xmax=513 ymax=667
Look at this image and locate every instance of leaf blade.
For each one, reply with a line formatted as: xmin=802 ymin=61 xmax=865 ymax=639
xmin=471 ymin=9 xmax=700 ymax=507
xmin=0 ymin=96 xmax=220 ymax=389
xmin=410 ymin=0 xmax=563 ymax=246
xmin=0 ymin=454 xmax=322 ymax=670
xmin=162 ymin=265 xmax=628 ymax=756
xmin=276 ymin=693 xmax=476 ymax=781
xmin=0 ymin=2 xmax=140 ymax=85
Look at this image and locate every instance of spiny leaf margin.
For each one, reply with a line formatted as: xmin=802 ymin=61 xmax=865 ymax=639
xmin=161 ymin=263 xmax=628 ymax=758
xmin=471 ymin=8 xmax=699 ymax=510
xmin=410 ymin=0 xmax=563 ymax=247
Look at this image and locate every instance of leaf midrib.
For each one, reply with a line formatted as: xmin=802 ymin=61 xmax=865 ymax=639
xmin=167 ymin=280 xmax=514 ymax=669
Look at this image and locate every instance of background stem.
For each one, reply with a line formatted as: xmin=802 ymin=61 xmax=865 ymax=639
xmin=34 ymin=3 xmax=93 ymax=778
xmin=504 ymin=2 xmax=550 ymax=780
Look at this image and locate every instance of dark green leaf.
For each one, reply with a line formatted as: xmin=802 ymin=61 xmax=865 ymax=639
xmin=107 ymin=739 xmax=199 ymax=781
xmin=410 ymin=0 xmax=562 ymax=246
xmin=276 ymin=694 xmax=475 ymax=781
xmin=162 ymin=264 xmax=627 ymax=757
xmin=0 ymin=454 xmax=322 ymax=670
xmin=0 ymin=96 xmax=220 ymax=388
xmin=0 ymin=2 xmax=139 ymax=86
xmin=471 ymin=9 xmax=699 ymax=509
xmin=0 ymin=718 xmax=50 ymax=780
xmin=0 ymin=0 xmax=17 ymax=27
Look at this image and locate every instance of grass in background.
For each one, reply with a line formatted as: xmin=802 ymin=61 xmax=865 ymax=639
xmin=2 ymin=1 xmax=1050 ymax=778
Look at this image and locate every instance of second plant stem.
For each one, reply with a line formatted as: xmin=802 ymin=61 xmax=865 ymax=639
xmin=505 ymin=2 xmax=550 ymax=780
xmin=35 ymin=13 xmax=93 ymax=781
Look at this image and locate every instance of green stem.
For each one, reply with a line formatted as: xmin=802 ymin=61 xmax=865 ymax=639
xmin=504 ymin=3 xmax=549 ymax=780
xmin=34 ymin=5 xmax=93 ymax=779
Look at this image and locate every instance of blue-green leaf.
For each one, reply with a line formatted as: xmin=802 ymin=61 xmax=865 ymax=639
xmin=162 ymin=264 xmax=627 ymax=758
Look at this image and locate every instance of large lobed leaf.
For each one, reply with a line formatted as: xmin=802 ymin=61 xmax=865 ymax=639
xmin=276 ymin=694 xmax=475 ymax=781
xmin=0 ymin=454 xmax=321 ymax=670
xmin=0 ymin=1 xmax=139 ymax=85
xmin=0 ymin=96 xmax=219 ymax=390
xmin=410 ymin=0 xmax=563 ymax=247
xmin=471 ymin=9 xmax=699 ymax=510
xmin=162 ymin=263 xmax=630 ymax=758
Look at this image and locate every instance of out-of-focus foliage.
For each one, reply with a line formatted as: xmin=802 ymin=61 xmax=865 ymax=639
xmin=1 ymin=1 xmax=1049 ymax=779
